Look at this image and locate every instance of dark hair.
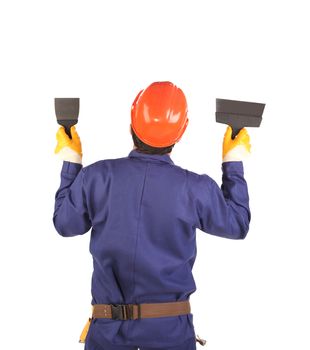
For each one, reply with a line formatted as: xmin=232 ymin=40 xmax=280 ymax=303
xmin=130 ymin=126 xmax=175 ymax=155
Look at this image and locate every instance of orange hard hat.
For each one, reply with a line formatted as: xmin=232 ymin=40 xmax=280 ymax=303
xmin=131 ymin=81 xmax=189 ymax=147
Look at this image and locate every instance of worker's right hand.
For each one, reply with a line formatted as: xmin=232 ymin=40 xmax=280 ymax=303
xmin=222 ymin=126 xmax=251 ymax=162
xmin=55 ymin=126 xmax=82 ymax=164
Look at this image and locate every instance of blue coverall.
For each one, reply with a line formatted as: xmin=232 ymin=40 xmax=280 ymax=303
xmin=53 ymin=149 xmax=250 ymax=350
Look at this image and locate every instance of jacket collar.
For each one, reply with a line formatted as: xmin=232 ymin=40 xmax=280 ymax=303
xmin=128 ymin=149 xmax=174 ymax=165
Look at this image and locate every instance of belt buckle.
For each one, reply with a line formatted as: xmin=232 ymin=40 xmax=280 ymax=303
xmin=111 ymin=304 xmax=134 ymax=320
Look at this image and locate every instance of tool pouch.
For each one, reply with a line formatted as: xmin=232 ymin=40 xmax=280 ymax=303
xmin=79 ymin=318 xmax=92 ymax=344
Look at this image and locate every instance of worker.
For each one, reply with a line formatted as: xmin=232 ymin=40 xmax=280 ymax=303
xmin=53 ymin=81 xmax=251 ymax=350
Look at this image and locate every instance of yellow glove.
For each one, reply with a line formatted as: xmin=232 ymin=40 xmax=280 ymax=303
xmin=55 ymin=126 xmax=82 ymax=164
xmin=222 ymin=126 xmax=251 ymax=162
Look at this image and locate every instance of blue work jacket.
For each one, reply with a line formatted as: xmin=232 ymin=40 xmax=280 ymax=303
xmin=53 ymin=149 xmax=250 ymax=348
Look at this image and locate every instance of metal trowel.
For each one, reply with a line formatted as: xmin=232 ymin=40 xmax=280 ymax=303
xmin=216 ymin=98 xmax=265 ymax=139
xmin=54 ymin=98 xmax=80 ymax=138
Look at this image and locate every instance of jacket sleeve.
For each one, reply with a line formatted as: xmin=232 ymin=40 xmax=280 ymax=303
xmin=189 ymin=161 xmax=251 ymax=239
xmin=53 ymin=161 xmax=92 ymax=237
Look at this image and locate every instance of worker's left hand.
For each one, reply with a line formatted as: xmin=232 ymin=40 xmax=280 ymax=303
xmin=55 ymin=126 xmax=82 ymax=164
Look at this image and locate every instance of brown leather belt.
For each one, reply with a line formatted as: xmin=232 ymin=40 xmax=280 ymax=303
xmin=92 ymin=300 xmax=191 ymax=320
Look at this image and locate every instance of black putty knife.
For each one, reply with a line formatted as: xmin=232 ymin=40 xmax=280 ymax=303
xmin=55 ymin=98 xmax=80 ymax=138
xmin=216 ymin=98 xmax=265 ymax=139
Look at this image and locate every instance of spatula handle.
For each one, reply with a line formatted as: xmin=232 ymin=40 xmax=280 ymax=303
xmin=231 ymin=126 xmax=242 ymax=139
xmin=64 ymin=125 xmax=72 ymax=139
xmin=57 ymin=120 xmax=76 ymax=139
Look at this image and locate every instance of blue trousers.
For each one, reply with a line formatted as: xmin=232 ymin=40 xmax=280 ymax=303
xmin=85 ymin=336 xmax=197 ymax=350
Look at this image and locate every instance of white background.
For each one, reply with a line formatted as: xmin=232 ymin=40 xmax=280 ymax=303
xmin=0 ymin=1 xmax=309 ymax=349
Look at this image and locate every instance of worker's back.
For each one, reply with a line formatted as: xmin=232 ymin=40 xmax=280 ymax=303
xmin=88 ymin=150 xmax=197 ymax=305
xmin=87 ymin=149 xmax=198 ymax=346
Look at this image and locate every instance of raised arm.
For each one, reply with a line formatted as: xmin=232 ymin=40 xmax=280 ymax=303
xmin=189 ymin=126 xmax=251 ymax=239
xmin=53 ymin=126 xmax=91 ymax=237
